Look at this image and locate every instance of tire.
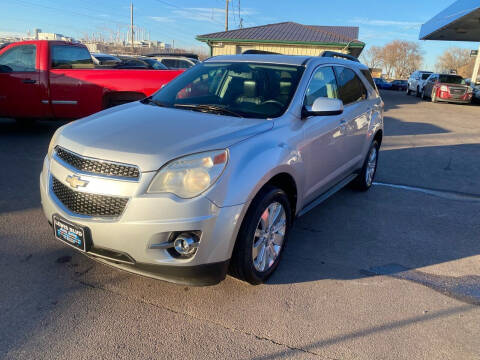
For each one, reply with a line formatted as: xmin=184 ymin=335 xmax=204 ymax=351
xmin=229 ymin=185 xmax=292 ymax=285
xmin=421 ymin=89 xmax=426 ymax=100
xmin=351 ymin=140 xmax=379 ymax=191
xmin=416 ymin=86 xmax=421 ymax=97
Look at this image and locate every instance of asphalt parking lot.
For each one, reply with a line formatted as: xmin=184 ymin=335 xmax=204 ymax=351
xmin=1 ymin=91 xmax=479 ymax=359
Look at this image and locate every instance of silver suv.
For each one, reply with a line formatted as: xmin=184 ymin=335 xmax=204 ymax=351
xmin=40 ymin=54 xmax=383 ymax=285
xmin=407 ymin=70 xmax=433 ymax=96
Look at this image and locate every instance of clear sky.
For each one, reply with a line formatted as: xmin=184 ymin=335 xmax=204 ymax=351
xmin=2 ymin=0 xmax=478 ymax=70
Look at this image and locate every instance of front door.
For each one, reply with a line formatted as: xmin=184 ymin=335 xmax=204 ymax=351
xmin=0 ymin=44 xmax=43 ymax=118
xmin=301 ymin=65 xmax=348 ymax=203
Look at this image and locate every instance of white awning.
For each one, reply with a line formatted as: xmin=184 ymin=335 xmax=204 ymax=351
xmin=419 ymin=0 xmax=480 ymax=41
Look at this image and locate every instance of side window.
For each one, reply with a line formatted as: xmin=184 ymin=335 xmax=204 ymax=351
xmin=161 ymin=59 xmax=177 ymax=68
xmin=360 ymin=69 xmax=377 ymax=93
xmin=51 ymin=45 xmax=94 ymax=69
xmin=334 ymin=66 xmax=366 ymax=105
xmin=304 ymin=66 xmax=338 ymax=106
xmin=179 ymin=60 xmax=193 ymax=69
xmin=0 ymin=45 xmax=36 ymax=72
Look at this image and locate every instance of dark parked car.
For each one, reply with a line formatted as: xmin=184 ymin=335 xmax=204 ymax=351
xmin=373 ymin=78 xmax=392 ymax=90
xmin=390 ymin=80 xmax=407 ymax=91
xmin=116 ymin=56 xmax=168 ymax=70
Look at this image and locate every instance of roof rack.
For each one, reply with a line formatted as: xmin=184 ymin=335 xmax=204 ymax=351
xmin=242 ymin=49 xmax=281 ymax=55
xmin=321 ymin=51 xmax=360 ymax=63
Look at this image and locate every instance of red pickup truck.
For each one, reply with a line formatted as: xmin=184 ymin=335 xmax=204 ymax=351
xmin=0 ymin=40 xmax=183 ymax=120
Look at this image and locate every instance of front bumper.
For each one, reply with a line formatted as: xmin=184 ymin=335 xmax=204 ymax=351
xmin=40 ymin=155 xmax=246 ymax=286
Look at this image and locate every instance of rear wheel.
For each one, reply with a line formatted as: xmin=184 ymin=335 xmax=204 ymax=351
xmin=229 ymin=185 xmax=291 ymax=285
xmin=351 ymin=140 xmax=379 ymax=191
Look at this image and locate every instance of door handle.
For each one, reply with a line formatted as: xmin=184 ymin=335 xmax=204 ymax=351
xmin=22 ymin=79 xmax=36 ymax=84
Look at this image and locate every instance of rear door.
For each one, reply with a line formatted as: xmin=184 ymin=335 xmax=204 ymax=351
xmin=0 ymin=43 xmax=44 ymax=118
xmin=49 ymin=44 xmax=100 ymax=119
xmin=333 ymin=66 xmax=370 ymax=170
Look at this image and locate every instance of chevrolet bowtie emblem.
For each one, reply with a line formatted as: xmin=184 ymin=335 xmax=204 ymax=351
xmin=65 ymin=175 xmax=89 ymax=189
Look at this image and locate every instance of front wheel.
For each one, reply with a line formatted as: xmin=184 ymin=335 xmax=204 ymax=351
xmin=229 ymin=185 xmax=292 ymax=285
xmin=351 ymin=140 xmax=379 ymax=191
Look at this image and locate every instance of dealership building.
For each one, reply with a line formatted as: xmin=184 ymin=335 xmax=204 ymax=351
xmin=197 ymin=22 xmax=364 ymax=57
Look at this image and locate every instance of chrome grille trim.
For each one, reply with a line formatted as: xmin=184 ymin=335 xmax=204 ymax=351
xmin=54 ymin=147 xmax=140 ymax=180
xmin=51 ymin=176 xmax=129 ymax=217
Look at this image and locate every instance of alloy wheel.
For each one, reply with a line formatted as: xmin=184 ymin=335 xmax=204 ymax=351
xmin=365 ymin=146 xmax=378 ymax=186
xmin=252 ymin=202 xmax=286 ymax=272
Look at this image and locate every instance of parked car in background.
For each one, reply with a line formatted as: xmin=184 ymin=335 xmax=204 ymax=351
xmin=151 ymin=56 xmax=199 ymax=69
xmin=0 ymin=40 xmax=183 ymax=120
xmin=421 ymin=73 xmax=473 ymax=104
xmin=472 ymin=85 xmax=480 ymax=104
xmin=116 ymin=56 xmax=168 ymax=70
xmin=373 ymin=77 xmax=392 ymax=90
xmin=91 ymin=53 xmax=122 ymax=67
xmin=407 ymin=70 xmax=433 ymax=96
xmin=40 ymin=54 xmax=383 ymax=286
xmin=390 ymin=79 xmax=407 ymax=91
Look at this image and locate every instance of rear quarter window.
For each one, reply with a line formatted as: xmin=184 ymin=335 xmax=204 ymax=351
xmin=51 ymin=45 xmax=94 ymax=69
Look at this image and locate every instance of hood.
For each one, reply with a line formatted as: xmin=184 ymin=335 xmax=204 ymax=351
xmin=57 ymin=101 xmax=272 ymax=172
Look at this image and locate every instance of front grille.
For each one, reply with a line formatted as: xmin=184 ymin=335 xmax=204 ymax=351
xmin=52 ymin=176 xmax=128 ymax=217
xmin=56 ymin=147 xmax=140 ymax=179
xmin=449 ymin=87 xmax=466 ymax=96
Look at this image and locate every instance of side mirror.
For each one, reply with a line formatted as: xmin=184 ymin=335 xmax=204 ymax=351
xmin=302 ymin=97 xmax=343 ymax=118
xmin=0 ymin=65 xmax=12 ymax=73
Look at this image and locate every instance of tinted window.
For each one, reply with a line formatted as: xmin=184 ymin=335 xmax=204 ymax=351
xmin=51 ymin=45 xmax=94 ymax=69
xmin=421 ymin=73 xmax=432 ymax=80
xmin=438 ymin=75 xmax=465 ymax=84
xmin=334 ymin=66 xmax=367 ymax=105
xmin=360 ymin=69 xmax=376 ymax=91
xmin=161 ymin=59 xmax=177 ymax=68
xmin=151 ymin=62 xmax=305 ymax=119
xmin=177 ymin=60 xmax=193 ymax=69
xmin=304 ymin=66 xmax=338 ymax=106
xmin=0 ymin=45 xmax=36 ymax=72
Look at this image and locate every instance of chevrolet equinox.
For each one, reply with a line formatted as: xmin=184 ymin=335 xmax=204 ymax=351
xmin=40 ymin=54 xmax=383 ymax=285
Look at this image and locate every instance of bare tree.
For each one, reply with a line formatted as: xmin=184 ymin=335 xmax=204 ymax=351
xmin=360 ymin=45 xmax=383 ymax=70
xmin=381 ymin=40 xmax=423 ymax=79
xmin=436 ymin=47 xmax=474 ymax=77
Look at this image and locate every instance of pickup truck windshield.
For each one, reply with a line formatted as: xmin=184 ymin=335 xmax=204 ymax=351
xmin=150 ymin=62 xmax=305 ymax=118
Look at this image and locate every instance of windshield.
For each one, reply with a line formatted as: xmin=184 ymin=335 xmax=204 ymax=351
xmin=421 ymin=73 xmax=432 ymax=80
xmin=438 ymin=75 xmax=465 ymax=84
xmin=150 ymin=62 xmax=305 ymax=119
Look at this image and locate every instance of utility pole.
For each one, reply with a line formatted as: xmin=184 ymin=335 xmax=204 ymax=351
xmin=225 ymin=0 xmax=229 ymax=31
xmin=130 ymin=2 xmax=134 ymax=52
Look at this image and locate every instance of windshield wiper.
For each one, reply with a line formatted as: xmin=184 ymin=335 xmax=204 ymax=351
xmin=173 ymin=104 xmax=244 ymax=118
xmin=141 ymin=97 xmax=170 ymax=108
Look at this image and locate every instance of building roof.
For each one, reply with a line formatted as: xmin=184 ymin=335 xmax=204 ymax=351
xmin=197 ymin=22 xmax=362 ymax=46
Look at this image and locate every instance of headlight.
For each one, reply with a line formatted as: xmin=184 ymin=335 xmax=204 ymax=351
xmin=47 ymin=125 xmax=66 ymax=158
xmin=147 ymin=150 xmax=228 ymax=198
xmin=440 ymin=85 xmax=449 ymax=92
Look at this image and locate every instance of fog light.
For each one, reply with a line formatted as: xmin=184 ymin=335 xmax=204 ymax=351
xmin=173 ymin=232 xmax=199 ymax=257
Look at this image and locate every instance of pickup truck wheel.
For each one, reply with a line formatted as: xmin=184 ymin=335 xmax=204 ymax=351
xmin=229 ymin=185 xmax=291 ymax=285
xmin=352 ymin=140 xmax=379 ymax=191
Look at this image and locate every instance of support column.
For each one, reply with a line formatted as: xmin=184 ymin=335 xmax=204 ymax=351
xmin=472 ymin=43 xmax=480 ymax=85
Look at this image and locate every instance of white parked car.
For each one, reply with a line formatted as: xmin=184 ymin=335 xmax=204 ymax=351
xmin=407 ymin=70 xmax=433 ymax=97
